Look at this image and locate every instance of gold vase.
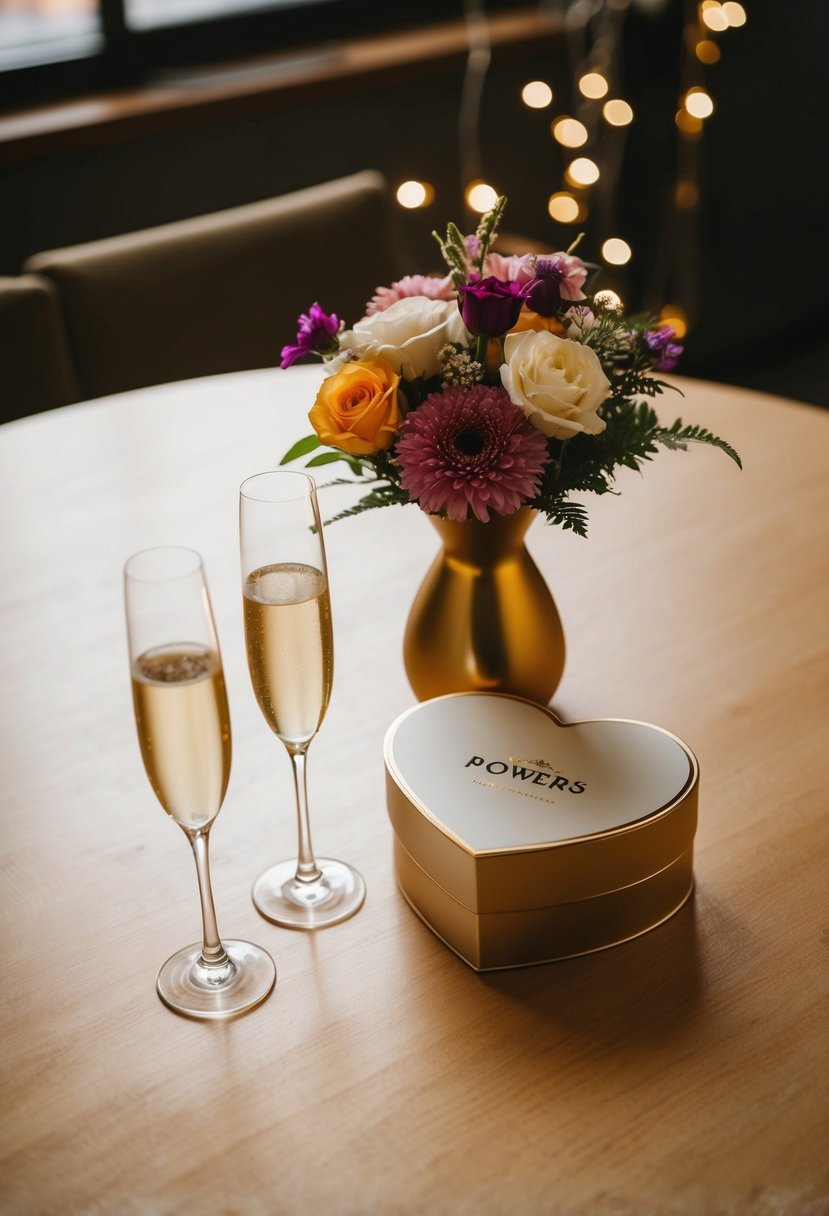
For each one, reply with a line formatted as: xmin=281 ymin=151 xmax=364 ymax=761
xmin=403 ymin=508 xmax=565 ymax=705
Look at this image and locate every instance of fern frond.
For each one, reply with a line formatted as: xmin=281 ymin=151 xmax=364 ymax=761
xmin=654 ymin=421 xmax=743 ymax=468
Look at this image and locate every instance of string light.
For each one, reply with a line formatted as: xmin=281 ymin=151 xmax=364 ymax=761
xmin=700 ymin=2 xmax=729 ymax=33
xmin=695 ymin=39 xmax=721 ymax=64
xmin=602 ymin=238 xmax=632 ymax=265
xmin=721 ymin=1 xmax=747 ymax=26
xmin=465 ymin=181 xmax=499 ymax=213
xmin=396 ymin=181 xmax=435 ymax=209
xmin=578 ymin=72 xmax=609 ymax=99
xmin=551 ymin=117 xmax=589 ymax=147
xmin=522 ymin=81 xmax=554 ymax=109
xmin=684 ymin=88 xmax=714 ymax=119
xmin=565 ymin=157 xmax=600 ymax=187
xmin=602 ymin=99 xmax=634 ymax=126
xmin=547 ymin=192 xmax=584 ymax=223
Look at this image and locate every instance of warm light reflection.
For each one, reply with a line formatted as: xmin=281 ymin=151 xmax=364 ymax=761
xmin=551 ymin=117 xmax=589 ymax=147
xmin=602 ymin=238 xmax=632 ymax=266
xmin=602 ymin=98 xmax=634 ymax=126
xmin=396 ymin=180 xmax=434 ymax=209
xmin=685 ymin=89 xmax=714 ymax=119
xmin=659 ymin=304 xmax=688 ymax=339
xmin=522 ymin=80 xmax=554 ymax=109
xmin=466 ymin=181 xmax=499 ymax=213
xmin=578 ymin=72 xmax=609 ymax=99
xmin=565 ymin=157 xmax=600 ymax=187
xmin=547 ymin=192 xmax=581 ymax=223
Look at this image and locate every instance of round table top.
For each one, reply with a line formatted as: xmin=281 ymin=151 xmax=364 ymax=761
xmin=1 ymin=367 xmax=827 ymax=1214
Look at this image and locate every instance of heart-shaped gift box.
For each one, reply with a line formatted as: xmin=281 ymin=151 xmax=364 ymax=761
xmin=384 ymin=692 xmax=698 ymax=970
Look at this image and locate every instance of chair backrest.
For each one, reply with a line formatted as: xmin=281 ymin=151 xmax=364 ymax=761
xmin=0 ymin=274 xmax=80 ymax=423
xmin=24 ymin=171 xmax=399 ymax=402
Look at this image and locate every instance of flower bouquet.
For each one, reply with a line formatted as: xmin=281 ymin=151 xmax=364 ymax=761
xmin=280 ymin=195 xmax=740 ymax=538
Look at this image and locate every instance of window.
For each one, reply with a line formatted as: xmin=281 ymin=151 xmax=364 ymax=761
xmin=0 ymin=1 xmax=102 ymax=72
xmin=1 ymin=0 xmax=520 ymax=106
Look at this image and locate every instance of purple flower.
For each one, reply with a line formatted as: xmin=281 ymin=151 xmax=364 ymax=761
xmin=457 ymin=276 xmax=530 ymax=337
xmin=280 ymin=303 xmax=340 ymax=368
xmin=395 ymin=384 xmax=550 ymax=522
xmin=464 ymin=234 xmax=481 ymax=262
xmin=644 ymin=326 xmax=683 ymax=372
xmin=525 ymin=254 xmax=588 ymax=316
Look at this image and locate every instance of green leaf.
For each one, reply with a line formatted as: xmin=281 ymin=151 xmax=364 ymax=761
xmin=280 ymin=435 xmax=320 ymax=465
xmin=305 ymin=451 xmax=351 ymax=468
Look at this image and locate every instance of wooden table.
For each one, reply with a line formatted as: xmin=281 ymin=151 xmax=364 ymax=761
xmin=1 ymin=367 xmax=827 ymax=1215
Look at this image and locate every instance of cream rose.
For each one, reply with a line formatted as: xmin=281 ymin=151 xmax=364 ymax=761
xmin=334 ymin=297 xmax=469 ymax=381
xmin=500 ymin=330 xmax=610 ymax=440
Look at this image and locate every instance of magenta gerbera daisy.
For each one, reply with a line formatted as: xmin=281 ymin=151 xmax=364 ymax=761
xmin=395 ymin=384 xmax=550 ymax=522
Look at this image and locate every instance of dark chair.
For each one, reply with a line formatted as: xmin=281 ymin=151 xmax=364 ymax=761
xmin=0 ymin=274 xmax=80 ymax=423
xmin=25 ymin=171 xmax=399 ymax=402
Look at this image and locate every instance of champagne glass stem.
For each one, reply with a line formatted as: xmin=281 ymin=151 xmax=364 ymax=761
xmin=287 ymin=747 xmax=322 ymax=884
xmin=189 ymin=829 xmax=231 ymax=970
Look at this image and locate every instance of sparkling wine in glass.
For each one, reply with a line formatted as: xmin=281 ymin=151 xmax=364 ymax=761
xmin=240 ymin=470 xmax=365 ymax=929
xmin=125 ymin=546 xmax=276 ymax=1019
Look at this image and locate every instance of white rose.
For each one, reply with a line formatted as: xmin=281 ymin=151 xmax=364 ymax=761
xmin=334 ymin=297 xmax=468 ymax=381
xmin=500 ymin=329 xmax=609 ymax=440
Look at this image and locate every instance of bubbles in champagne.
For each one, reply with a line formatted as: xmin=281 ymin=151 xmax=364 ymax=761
xmin=134 ymin=646 xmax=213 ymax=684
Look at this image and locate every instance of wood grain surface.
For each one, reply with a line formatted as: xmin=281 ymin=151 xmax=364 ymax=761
xmin=1 ymin=367 xmax=827 ymax=1215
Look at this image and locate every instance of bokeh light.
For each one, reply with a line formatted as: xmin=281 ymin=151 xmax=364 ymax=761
xmin=700 ymin=1 xmax=728 ymax=32
xmin=547 ymin=192 xmax=582 ymax=223
xmin=602 ymin=98 xmax=634 ymax=126
xmin=551 ymin=117 xmax=589 ymax=147
xmin=396 ymin=180 xmax=435 ymax=209
xmin=565 ymin=157 xmax=600 ymax=187
xmin=658 ymin=304 xmax=688 ymax=339
xmin=578 ymin=72 xmax=609 ymax=99
xmin=684 ymin=89 xmax=714 ymax=119
xmin=465 ymin=181 xmax=499 ymax=213
xmin=522 ymin=80 xmax=554 ymax=109
xmin=722 ymin=0 xmax=747 ymax=25
xmin=695 ymin=39 xmax=721 ymax=64
xmin=602 ymin=238 xmax=632 ymax=265
xmin=676 ymin=109 xmax=704 ymax=138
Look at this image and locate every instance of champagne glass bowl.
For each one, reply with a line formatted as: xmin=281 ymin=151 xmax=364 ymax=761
xmin=239 ymin=471 xmax=366 ymax=929
xmin=125 ymin=545 xmax=276 ymax=1019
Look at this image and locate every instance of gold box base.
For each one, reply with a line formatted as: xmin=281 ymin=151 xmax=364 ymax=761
xmin=393 ymin=834 xmax=695 ymax=971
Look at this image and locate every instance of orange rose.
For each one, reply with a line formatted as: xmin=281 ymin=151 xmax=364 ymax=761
xmin=309 ymin=358 xmax=402 ymax=455
xmin=509 ymin=309 xmax=566 ymax=337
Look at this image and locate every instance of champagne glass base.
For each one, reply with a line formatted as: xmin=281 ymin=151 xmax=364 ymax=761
xmin=252 ymin=857 xmax=366 ymax=929
xmin=156 ymin=939 xmax=276 ymax=1020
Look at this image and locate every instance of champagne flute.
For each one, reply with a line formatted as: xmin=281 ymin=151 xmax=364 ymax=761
xmin=240 ymin=470 xmax=366 ymax=928
xmin=125 ymin=546 xmax=276 ymax=1018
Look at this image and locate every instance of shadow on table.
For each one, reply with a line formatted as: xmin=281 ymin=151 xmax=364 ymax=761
xmin=478 ymin=892 xmax=703 ymax=1052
